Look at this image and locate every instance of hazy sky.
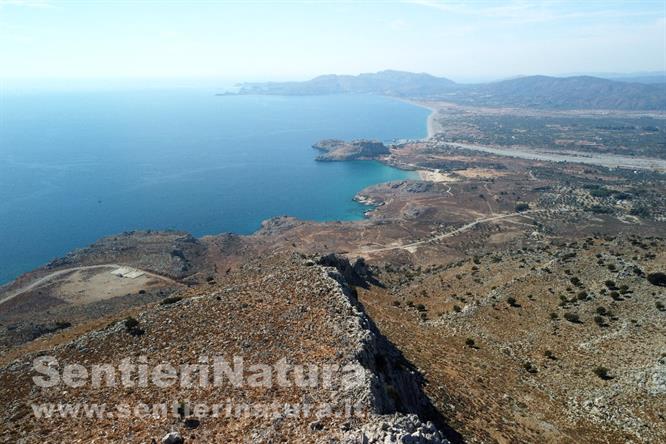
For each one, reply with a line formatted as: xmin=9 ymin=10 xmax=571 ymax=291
xmin=1 ymin=0 xmax=664 ymax=85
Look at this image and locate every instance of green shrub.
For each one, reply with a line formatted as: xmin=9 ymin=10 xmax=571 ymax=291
xmin=124 ymin=317 xmax=139 ymax=329
xmin=523 ymin=362 xmax=537 ymax=373
xmin=589 ymin=188 xmax=612 ymax=198
xmin=589 ymin=205 xmax=612 ymax=214
xmin=647 ymin=272 xmax=666 ymax=287
xmin=594 ymin=316 xmax=607 ymax=327
xmin=564 ymin=312 xmax=581 ymax=323
xmin=160 ymin=296 xmax=183 ymax=305
xmin=629 ymin=206 xmax=650 ymax=218
xmin=594 ymin=366 xmax=613 ymax=380
xmin=123 ymin=317 xmax=144 ymax=336
xmin=176 ymin=401 xmax=189 ymax=419
xmin=515 ymin=203 xmax=530 ymax=212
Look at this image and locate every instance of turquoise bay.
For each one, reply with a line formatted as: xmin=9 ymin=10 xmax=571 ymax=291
xmin=0 ymin=91 xmax=428 ymax=283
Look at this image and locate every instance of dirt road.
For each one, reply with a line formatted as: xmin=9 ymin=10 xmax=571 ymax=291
xmin=355 ymin=209 xmax=552 ymax=255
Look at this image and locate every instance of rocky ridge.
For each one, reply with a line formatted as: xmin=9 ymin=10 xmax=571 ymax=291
xmin=0 ymin=253 xmax=453 ymax=443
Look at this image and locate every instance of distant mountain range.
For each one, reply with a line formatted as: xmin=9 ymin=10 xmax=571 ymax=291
xmin=449 ymin=75 xmax=666 ymax=110
xmin=569 ymin=71 xmax=666 ymax=85
xmin=237 ymin=70 xmax=666 ymax=110
xmin=238 ymin=70 xmax=456 ymax=96
xmin=612 ymin=75 xmax=666 ymax=85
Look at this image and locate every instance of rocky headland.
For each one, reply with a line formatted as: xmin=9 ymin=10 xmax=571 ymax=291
xmin=312 ymin=139 xmax=390 ymax=161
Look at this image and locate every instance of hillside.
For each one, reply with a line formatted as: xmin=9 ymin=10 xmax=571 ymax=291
xmin=0 ymin=253 xmax=454 ymax=443
xmin=359 ymin=233 xmax=666 ymax=442
xmin=450 ymin=75 xmax=666 ymax=110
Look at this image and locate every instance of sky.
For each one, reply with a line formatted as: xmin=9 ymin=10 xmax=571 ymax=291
xmin=0 ymin=0 xmax=664 ymax=87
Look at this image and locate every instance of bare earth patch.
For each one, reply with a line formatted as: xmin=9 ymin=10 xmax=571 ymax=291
xmin=55 ymin=268 xmax=167 ymax=305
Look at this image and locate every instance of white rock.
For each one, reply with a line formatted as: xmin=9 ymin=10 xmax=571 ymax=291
xmin=161 ymin=431 xmax=184 ymax=444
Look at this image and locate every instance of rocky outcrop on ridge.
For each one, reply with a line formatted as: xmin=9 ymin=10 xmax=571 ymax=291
xmin=0 ymin=253 xmax=455 ymax=443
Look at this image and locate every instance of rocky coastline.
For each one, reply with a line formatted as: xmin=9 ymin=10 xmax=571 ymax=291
xmin=312 ymin=139 xmax=390 ymax=161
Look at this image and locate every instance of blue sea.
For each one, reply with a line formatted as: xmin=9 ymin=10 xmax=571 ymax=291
xmin=0 ymin=90 xmax=428 ymax=284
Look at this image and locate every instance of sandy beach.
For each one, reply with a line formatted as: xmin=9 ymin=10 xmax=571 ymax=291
xmin=398 ymin=98 xmax=439 ymax=139
xmin=425 ymin=108 xmax=437 ymax=138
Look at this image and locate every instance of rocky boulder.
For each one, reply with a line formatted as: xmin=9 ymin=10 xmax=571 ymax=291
xmin=161 ymin=431 xmax=184 ymax=444
xmin=349 ymin=414 xmax=449 ymax=443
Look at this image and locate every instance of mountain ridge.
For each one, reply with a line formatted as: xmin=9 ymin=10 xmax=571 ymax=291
xmin=236 ymin=70 xmax=666 ymax=110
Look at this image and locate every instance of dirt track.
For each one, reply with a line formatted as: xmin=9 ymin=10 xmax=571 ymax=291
xmin=355 ymin=209 xmax=555 ymax=255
